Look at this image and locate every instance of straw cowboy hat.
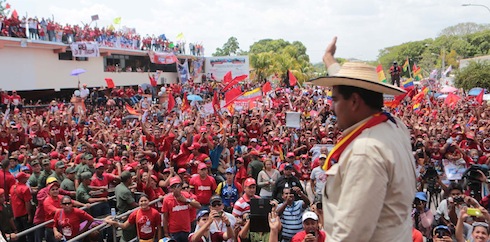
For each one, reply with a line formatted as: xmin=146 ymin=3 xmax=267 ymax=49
xmin=309 ymin=62 xmax=406 ymax=95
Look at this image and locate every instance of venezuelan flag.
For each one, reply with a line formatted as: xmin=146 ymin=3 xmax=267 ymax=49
xmin=376 ymin=64 xmax=387 ymax=83
xmin=403 ymin=78 xmax=414 ymax=89
xmin=413 ymin=103 xmax=421 ymax=111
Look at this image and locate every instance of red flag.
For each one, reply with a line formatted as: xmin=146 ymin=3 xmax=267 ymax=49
xmin=445 ymin=93 xmax=461 ymax=107
xmin=149 ymin=76 xmax=157 ymax=87
xmin=11 ymin=9 xmax=18 ymax=19
xmin=224 ymin=87 xmax=243 ymax=106
xmin=262 ymin=82 xmax=272 ymax=94
xmin=212 ymin=91 xmax=220 ymax=114
xmin=476 ymin=89 xmax=484 ymax=105
xmin=222 ymin=75 xmax=248 ymax=92
xmin=181 ymin=92 xmax=190 ymax=112
xmin=288 ymin=70 xmax=297 ymax=86
xmin=167 ymin=92 xmax=175 ymax=113
xmin=223 ymin=71 xmax=232 ymax=84
xmin=104 ymin=78 xmax=115 ymax=88
xmin=5 ymin=3 xmax=10 ymax=9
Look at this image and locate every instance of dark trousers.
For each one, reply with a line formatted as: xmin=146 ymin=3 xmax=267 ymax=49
xmin=45 ymin=228 xmax=56 ymax=242
xmin=170 ymin=232 xmax=190 ymax=242
xmin=391 ymin=76 xmax=400 ymax=87
xmin=34 ymin=226 xmax=45 ymax=242
xmin=15 ymin=215 xmax=33 ymax=242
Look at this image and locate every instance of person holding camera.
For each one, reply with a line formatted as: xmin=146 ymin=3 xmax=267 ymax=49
xmin=456 ymin=206 xmax=490 ymax=242
xmin=188 ymin=209 xmax=234 ymax=242
xmin=274 ymin=187 xmax=310 ymax=242
xmin=436 ymin=182 xmax=480 ymax=229
xmin=412 ymin=192 xmax=434 ymax=240
xmin=290 ymin=212 xmax=326 ymax=242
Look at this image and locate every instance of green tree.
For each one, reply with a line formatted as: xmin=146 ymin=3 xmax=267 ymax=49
xmin=249 ymin=39 xmax=313 ymax=84
xmin=0 ymin=0 xmax=10 ymax=16
xmin=213 ymin=36 xmax=245 ymax=56
xmin=439 ymin=22 xmax=490 ymax=37
xmin=454 ymin=60 xmax=490 ymax=90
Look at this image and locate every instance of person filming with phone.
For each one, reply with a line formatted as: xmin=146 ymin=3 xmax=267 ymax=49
xmin=455 ymin=206 xmax=490 ymax=242
xmin=290 ymin=211 xmax=326 ymax=242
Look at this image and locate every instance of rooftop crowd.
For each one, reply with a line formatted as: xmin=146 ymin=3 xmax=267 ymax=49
xmin=0 ymin=14 xmax=204 ymax=56
xmin=0 ymin=63 xmax=489 ymax=242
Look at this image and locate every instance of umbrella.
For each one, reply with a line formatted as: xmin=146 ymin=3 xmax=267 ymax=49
xmin=71 ymin=68 xmax=86 ymax=86
xmin=440 ymin=86 xmax=458 ymax=93
xmin=70 ymin=68 xmax=86 ymax=76
xmin=187 ymin=94 xmax=203 ymax=101
xmin=469 ymin=87 xmax=483 ymax=96
xmin=436 ymin=94 xmax=448 ymax=99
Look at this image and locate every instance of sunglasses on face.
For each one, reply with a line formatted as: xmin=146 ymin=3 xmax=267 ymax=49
xmin=62 ymin=202 xmax=72 ymax=205
xmin=182 ymin=186 xmax=189 ymax=189
xmin=171 ymin=184 xmax=182 ymax=189
xmin=211 ymin=202 xmax=222 ymax=207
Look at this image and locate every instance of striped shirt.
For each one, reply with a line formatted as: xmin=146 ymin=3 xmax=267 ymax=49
xmin=278 ymin=200 xmax=305 ymax=239
xmin=232 ymin=193 xmax=260 ymax=217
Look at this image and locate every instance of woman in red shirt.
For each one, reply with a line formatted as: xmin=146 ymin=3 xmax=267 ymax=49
xmin=43 ymin=183 xmax=86 ymax=242
xmin=105 ymin=195 xmax=162 ymax=242
xmin=53 ymin=196 xmax=94 ymax=241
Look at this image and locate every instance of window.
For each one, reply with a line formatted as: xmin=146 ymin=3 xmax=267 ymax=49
xmin=76 ymin=57 xmax=88 ymax=61
xmin=58 ymin=52 xmax=73 ymax=61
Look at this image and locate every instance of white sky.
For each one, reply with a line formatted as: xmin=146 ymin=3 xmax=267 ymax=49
xmin=5 ymin=0 xmax=490 ymax=62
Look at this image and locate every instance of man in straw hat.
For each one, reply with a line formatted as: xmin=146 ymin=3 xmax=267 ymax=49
xmin=310 ymin=37 xmax=416 ymax=242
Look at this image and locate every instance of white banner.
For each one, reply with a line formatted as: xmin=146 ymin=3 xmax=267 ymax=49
xmin=70 ymin=42 xmax=100 ymax=57
xmin=205 ymin=56 xmax=249 ymax=81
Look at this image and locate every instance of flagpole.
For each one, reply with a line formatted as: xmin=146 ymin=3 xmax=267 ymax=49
xmin=407 ymin=58 xmax=413 ymax=79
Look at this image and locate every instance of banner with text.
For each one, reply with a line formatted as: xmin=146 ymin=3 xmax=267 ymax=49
xmin=70 ymin=42 xmax=100 ymax=57
xmin=148 ymin=51 xmax=178 ymax=65
xmin=205 ymin=56 xmax=249 ymax=81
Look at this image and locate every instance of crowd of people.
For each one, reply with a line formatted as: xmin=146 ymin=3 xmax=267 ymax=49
xmin=0 ymin=14 xmax=204 ymax=56
xmin=0 ymin=40 xmax=490 ymax=242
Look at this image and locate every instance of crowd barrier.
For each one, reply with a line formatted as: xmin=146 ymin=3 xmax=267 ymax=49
xmin=15 ymin=195 xmax=116 ymax=238
xmin=67 ymin=196 xmax=163 ymax=242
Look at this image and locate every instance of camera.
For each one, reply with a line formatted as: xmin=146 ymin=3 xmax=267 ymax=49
xmin=316 ymin=202 xmax=322 ymax=210
xmin=453 ymin=196 xmax=464 ymax=204
xmin=308 ymin=231 xmax=316 ymax=236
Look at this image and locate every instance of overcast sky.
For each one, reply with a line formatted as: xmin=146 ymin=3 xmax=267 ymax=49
xmin=6 ymin=0 xmax=490 ymax=62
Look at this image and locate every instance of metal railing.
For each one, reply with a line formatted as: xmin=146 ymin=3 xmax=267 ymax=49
xmin=67 ymin=197 xmax=163 ymax=242
xmin=15 ymin=195 xmax=116 ymax=238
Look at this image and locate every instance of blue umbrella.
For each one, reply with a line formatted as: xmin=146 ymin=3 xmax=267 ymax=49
xmin=70 ymin=68 xmax=86 ymax=76
xmin=469 ymin=87 xmax=483 ymax=96
xmin=187 ymin=94 xmax=203 ymax=101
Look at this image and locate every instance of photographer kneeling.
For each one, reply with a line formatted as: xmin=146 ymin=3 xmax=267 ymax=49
xmin=436 ymin=183 xmax=481 ymax=229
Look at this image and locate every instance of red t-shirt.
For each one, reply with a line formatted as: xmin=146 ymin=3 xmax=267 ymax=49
xmin=53 ymin=208 xmax=93 ymax=240
xmin=0 ymin=170 xmax=16 ymax=198
xmin=291 ymin=230 xmax=326 ymax=242
xmin=44 ymin=195 xmax=63 ymax=228
xmin=128 ymin=207 xmax=162 ymax=240
xmin=188 ymin=153 xmax=211 ymax=174
xmin=90 ymin=173 xmax=116 ymax=197
xmin=162 ymin=192 xmax=193 ymax=233
xmin=10 ymin=183 xmax=32 ymax=217
xmin=189 ymin=175 xmax=217 ymax=205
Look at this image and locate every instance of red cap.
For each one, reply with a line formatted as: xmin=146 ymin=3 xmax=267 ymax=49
xmin=466 ymin=132 xmax=475 ymax=140
xmin=183 ymin=120 xmax=191 ymax=126
xmin=95 ymin=163 xmax=105 ymax=169
xmin=200 ymin=126 xmax=207 ymax=132
xmin=16 ymin=172 xmax=30 ymax=181
xmin=50 ymin=152 xmax=59 ymax=159
xmin=189 ymin=143 xmax=201 ymax=150
xmin=244 ymin=178 xmax=256 ymax=187
xmin=249 ymin=150 xmax=259 ymax=156
xmin=286 ymin=152 xmax=295 ymax=158
xmin=99 ymin=157 xmax=108 ymax=165
xmin=163 ymin=168 xmax=171 ymax=173
xmin=150 ymin=175 xmax=158 ymax=181
xmin=273 ymin=137 xmax=280 ymax=142
xmin=123 ymin=165 xmax=133 ymax=171
xmin=19 ymin=145 xmax=26 ymax=149
xmin=178 ymin=168 xmax=187 ymax=174
xmin=198 ymin=163 xmax=208 ymax=170
xmin=169 ymin=177 xmax=182 ymax=187
xmin=18 ymin=154 xmax=25 ymax=161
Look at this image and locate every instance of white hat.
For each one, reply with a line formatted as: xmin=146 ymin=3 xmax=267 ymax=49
xmin=319 ymin=154 xmax=327 ymax=159
xmin=302 ymin=211 xmax=319 ymax=222
xmin=250 ymin=138 xmax=258 ymax=143
xmin=309 ymin=62 xmax=406 ymax=95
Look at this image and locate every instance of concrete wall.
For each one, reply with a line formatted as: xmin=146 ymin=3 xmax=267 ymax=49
xmin=0 ymin=45 xmax=179 ymax=91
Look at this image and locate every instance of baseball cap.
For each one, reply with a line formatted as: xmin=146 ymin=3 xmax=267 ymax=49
xmin=302 ymin=211 xmax=319 ymax=222
xmin=415 ymin=192 xmax=427 ymax=202
xmin=16 ymin=172 xmax=30 ymax=180
xmin=319 ymin=154 xmax=327 ymax=159
xmin=286 ymin=152 xmax=295 ymax=158
xmin=80 ymin=172 xmax=92 ymax=180
xmin=284 ymin=164 xmax=294 ymax=170
xmin=46 ymin=177 xmax=58 ymax=185
xmin=55 ymin=161 xmax=65 ymax=169
xmin=169 ymin=177 xmax=182 ymax=187
xmin=163 ymin=168 xmax=171 ymax=173
xmin=210 ymin=195 xmax=222 ymax=204
xmin=42 ymin=159 xmax=51 ymax=166
xmin=244 ymin=178 xmax=256 ymax=187
xmin=225 ymin=167 xmax=234 ymax=174
xmin=189 ymin=143 xmax=201 ymax=150
xmin=250 ymin=138 xmax=258 ymax=143
xmin=177 ymin=168 xmax=187 ymax=174
xmin=31 ymin=160 xmax=40 ymax=166
xmin=66 ymin=167 xmax=76 ymax=174
xmin=196 ymin=209 xmax=210 ymax=220
xmin=198 ymin=163 xmax=208 ymax=170
xmin=95 ymin=163 xmax=105 ymax=169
